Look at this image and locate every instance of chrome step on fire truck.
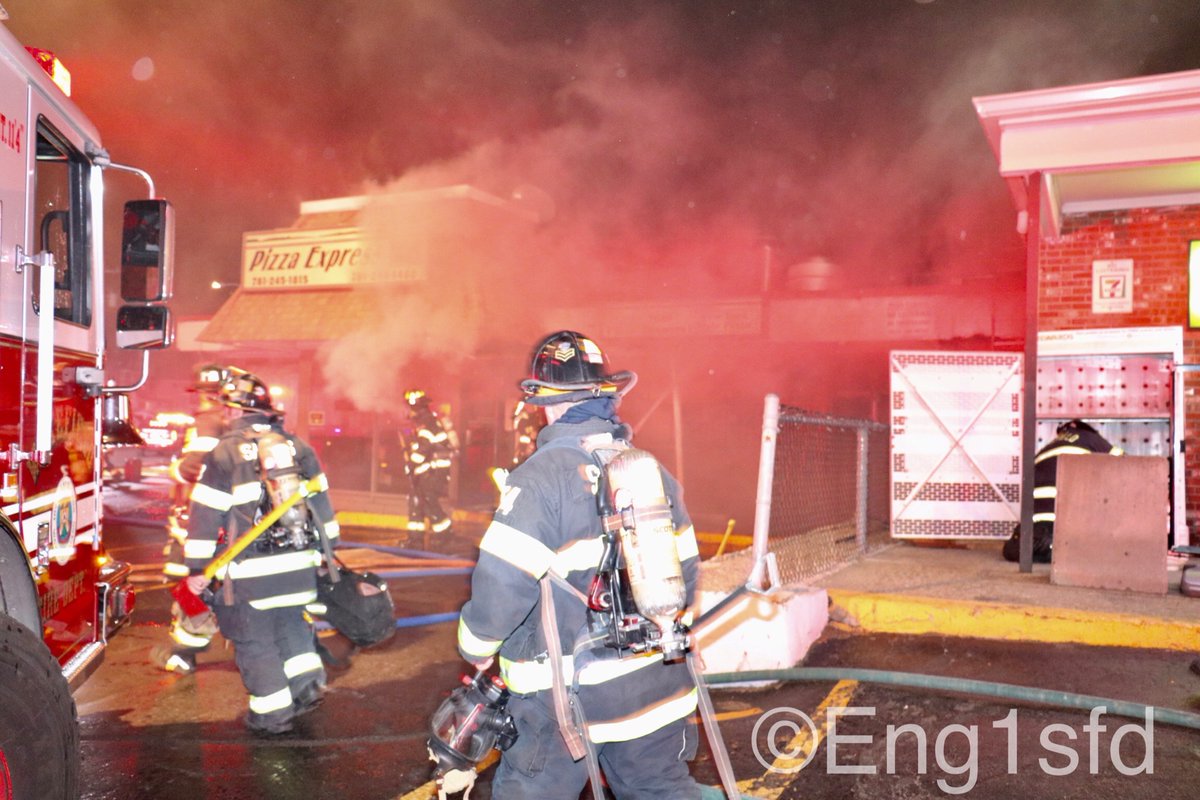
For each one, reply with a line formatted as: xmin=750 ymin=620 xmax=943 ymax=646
xmin=0 ymin=10 xmax=174 ymax=798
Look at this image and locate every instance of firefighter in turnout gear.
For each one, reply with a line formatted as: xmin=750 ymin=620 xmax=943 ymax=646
xmin=404 ymin=389 xmax=457 ymax=534
xmin=184 ymin=371 xmax=341 ymax=735
xmin=1003 ymin=419 xmax=1123 ymax=563
xmin=454 ymin=331 xmax=703 ymax=798
xmin=154 ymin=364 xmax=239 ymax=674
xmin=164 ymin=364 xmax=238 ymax=579
xmin=510 ymin=400 xmax=542 ymax=467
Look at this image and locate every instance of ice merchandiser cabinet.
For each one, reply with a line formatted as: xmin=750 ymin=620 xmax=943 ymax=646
xmin=1036 ymin=326 xmax=1186 ymax=548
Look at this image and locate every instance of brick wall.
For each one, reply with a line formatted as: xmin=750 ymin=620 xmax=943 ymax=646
xmin=1039 ymin=205 xmax=1200 ymax=535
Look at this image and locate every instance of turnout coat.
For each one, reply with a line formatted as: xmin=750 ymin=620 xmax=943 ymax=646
xmin=457 ymin=415 xmax=701 ymax=743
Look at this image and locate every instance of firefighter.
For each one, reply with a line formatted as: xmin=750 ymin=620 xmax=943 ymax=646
xmin=455 ymin=331 xmax=702 ymax=798
xmin=153 ymin=363 xmax=239 ymax=674
xmin=184 ymin=371 xmax=341 ymax=735
xmin=1003 ymin=419 xmax=1123 ymax=563
xmin=510 ymin=399 xmax=542 ymax=467
xmin=163 ymin=364 xmax=242 ymax=579
xmin=403 ymin=389 xmax=457 ymax=534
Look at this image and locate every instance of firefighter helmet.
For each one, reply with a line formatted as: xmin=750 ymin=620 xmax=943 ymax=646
xmin=219 ymin=371 xmax=278 ymax=413
xmin=190 ymin=363 xmax=233 ymax=394
xmin=519 ymin=330 xmax=636 ymax=406
xmin=1057 ymin=418 xmax=1098 ymax=436
xmin=405 ymin=389 xmax=431 ymax=408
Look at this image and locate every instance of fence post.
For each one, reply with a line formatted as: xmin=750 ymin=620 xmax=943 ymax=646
xmin=750 ymin=394 xmax=780 ymax=584
xmin=856 ymin=425 xmax=869 ymax=553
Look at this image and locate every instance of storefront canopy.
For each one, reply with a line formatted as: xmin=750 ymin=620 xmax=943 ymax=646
xmin=974 ymin=69 xmax=1200 ymax=236
xmin=197 ymin=288 xmax=377 ymax=344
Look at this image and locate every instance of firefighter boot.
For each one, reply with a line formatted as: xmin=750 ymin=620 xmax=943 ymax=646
xmin=244 ymin=711 xmax=294 ymax=736
xmin=292 ymin=682 xmax=326 ymax=718
xmin=150 ymin=645 xmax=197 ymax=674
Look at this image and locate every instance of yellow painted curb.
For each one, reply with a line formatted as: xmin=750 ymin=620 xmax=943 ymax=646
xmin=335 ymin=509 xmax=750 ymax=550
xmin=335 ymin=508 xmax=490 ymax=531
xmin=827 ymin=588 xmax=1200 ymax=652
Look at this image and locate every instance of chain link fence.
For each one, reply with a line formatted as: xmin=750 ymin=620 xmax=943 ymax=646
xmin=701 ymin=395 xmax=891 ymax=591
xmin=762 ymin=404 xmax=890 ymax=585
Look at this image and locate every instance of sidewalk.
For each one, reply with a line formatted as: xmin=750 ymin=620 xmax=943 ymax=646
xmin=812 ymin=540 xmax=1200 ymax=652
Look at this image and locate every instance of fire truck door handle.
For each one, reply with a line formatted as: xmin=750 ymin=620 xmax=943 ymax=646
xmin=15 ymin=246 xmax=57 ymax=464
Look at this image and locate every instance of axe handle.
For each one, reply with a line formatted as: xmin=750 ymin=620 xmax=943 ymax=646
xmin=202 ymin=477 xmax=324 ymax=581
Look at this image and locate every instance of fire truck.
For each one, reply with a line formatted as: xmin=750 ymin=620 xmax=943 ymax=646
xmin=0 ymin=13 xmax=174 ymax=799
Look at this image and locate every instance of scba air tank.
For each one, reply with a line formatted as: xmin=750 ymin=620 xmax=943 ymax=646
xmin=257 ymin=431 xmax=310 ymax=547
xmin=605 ymin=449 xmax=686 ymax=637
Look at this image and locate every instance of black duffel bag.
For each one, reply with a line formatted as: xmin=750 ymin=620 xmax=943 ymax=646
xmin=317 ymin=561 xmax=396 ymax=647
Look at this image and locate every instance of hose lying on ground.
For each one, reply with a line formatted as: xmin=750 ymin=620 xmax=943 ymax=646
xmin=704 ymin=667 xmax=1200 ymax=731
xmin=695 ymin=664 xmax=1200 ymax=800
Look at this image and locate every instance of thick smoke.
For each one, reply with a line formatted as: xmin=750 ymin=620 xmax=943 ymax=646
xmin=308 ymin=0 xmax=1198 ymax=412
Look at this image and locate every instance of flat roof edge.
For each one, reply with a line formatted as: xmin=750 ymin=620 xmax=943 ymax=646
xmin=973 ymin=68 xmax=1200 ymax=121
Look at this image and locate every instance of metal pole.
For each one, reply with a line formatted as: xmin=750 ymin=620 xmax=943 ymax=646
xmin=856 ymin=426 xmax=869 ymax=553
xmin=749 ymin=394 xmax=780 ymax=585
xmin=1019 ymin=173 xmax=1042 ymax=574
xmin=672 ymin=365 xmax=685 ymax=486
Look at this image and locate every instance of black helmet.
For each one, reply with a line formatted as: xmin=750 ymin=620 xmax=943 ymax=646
xmin=404 ymin=389 xmax=430 ymax=407
xmin=219 ymin=371 xmax=278 ymax=413
xmin=519 ymin=330 xmax=636 ymax=406
xmin=1057 ymin=419 xmax=1098 ymax=436
xmin=189 ymin=362 xmax=238 ymax=393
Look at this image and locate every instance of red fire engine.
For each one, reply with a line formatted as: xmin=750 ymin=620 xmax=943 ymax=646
xmin=0 ymin=14 xmax=173 ymax=798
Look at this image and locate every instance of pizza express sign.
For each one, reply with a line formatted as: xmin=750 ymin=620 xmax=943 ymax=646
xmin=241 ymin=227 xmax=421 ymax=290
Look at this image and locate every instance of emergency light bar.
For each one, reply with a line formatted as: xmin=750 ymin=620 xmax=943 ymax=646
xmin=25 ymin=47 xmax=71 ymax=96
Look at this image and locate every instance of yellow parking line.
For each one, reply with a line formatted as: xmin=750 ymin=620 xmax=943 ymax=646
xmin=740 ymin=679 xmax=859 ymax=800
xmin=715 ymin=707 xmax=764 ymax=722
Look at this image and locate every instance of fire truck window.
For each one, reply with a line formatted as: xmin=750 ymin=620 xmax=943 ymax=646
xmin=33 ymin=121 xmax=91 ymax=327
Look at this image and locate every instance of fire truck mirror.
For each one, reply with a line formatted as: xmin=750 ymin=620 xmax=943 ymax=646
xmin=115 ymin=305 xmax=174 ymax=350
xmin=120 ymin=198 xmax=174 ymax=302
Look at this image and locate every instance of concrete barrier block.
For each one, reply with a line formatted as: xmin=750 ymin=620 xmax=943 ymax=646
xmin=692 ymin=584 xmax=828 ymax=675
xmin=1052 ymin=454 xmax=1169 ymax=594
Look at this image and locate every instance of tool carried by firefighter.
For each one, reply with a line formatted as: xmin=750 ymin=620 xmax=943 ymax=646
xmin=315 ymin=555 xmax=395 ymax=648
xmin=427 ymin=669 xmax=519 ymax=800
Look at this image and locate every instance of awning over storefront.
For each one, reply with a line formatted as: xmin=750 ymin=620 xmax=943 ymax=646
xmin=974 ymin=69 xmax=1200 ymax=236
xmin=197 ymin=288 xmax=377 ymax=344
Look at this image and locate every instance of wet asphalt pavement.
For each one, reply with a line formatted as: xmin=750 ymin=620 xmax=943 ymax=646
xmin=78 ymin=485 xmax=1200 ymax=799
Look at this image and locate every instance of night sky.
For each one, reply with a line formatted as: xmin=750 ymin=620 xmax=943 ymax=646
xmin=6 ymin=1 xmax=1200 ymax=524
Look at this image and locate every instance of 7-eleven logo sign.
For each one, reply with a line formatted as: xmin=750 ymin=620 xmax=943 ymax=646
xmin=1100 ymin=275 xmax=1125 ymax=298
xmin=1092 ymin=259 xmax=1133 ymax=313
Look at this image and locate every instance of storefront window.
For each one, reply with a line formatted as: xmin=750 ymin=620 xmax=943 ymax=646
xmin=316 ymin=411 xmax=406 ymax=496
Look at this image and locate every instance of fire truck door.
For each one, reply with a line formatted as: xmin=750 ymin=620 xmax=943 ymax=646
xmin=19 ymin=96 xmax=101 ymax=660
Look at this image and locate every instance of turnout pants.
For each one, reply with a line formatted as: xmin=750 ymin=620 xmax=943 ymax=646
xmin=214 ymin=602 xmax=325 ymax=728
xmin=407 ymin=470 xmax=451 ymax=532
xmin=491 ymin=692 xmax=701 ymax=800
